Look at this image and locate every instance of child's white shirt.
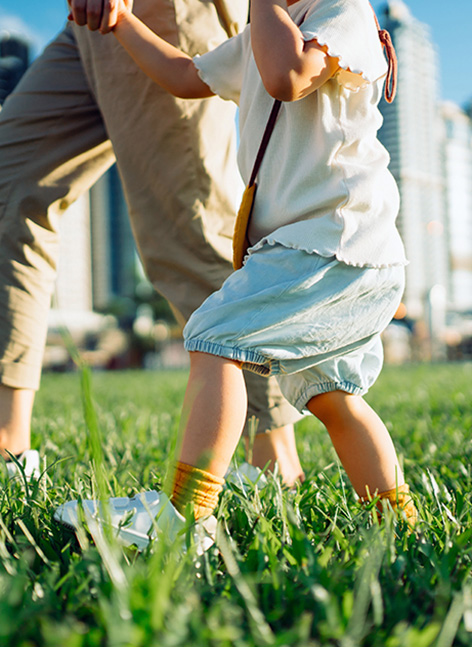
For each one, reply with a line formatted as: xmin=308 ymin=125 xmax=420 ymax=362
xmin=194 ymin=0 xmax=407 ymax=268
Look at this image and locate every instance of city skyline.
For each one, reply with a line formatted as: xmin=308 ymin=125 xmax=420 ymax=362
xmin=0 ymin=0 xmax=471 ymax=108
xmin=1 ymin=2 xmax=471 ymax=362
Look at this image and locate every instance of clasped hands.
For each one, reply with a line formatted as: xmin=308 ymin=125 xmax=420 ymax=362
xmin=67 ymin=0 xmax=133 ymax=34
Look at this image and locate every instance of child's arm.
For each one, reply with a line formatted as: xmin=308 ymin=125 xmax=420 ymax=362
xmin=95 ymin=1 xmax=214 ymax=99
xmin=250 ymin=0 xmax=339 ymax=102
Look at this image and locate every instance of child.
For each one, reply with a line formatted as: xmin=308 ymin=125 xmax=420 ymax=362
xmin=56 ymin=0 xmax=417 ymax=548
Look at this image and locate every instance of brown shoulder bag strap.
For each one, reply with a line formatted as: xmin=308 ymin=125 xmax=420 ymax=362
xmin=248 ymin=100 xmax=282 ymax=187
xmin=370 ymin=3 xmax=398 ymax=102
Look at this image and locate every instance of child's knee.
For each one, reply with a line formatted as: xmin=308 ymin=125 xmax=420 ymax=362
xmin=307 ymin=390 xmax=363 ymax=427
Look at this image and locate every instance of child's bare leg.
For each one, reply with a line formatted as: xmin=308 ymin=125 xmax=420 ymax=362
xmin=177 ymin=352 xmax=248 ymax=478
xmin=249 ymin=426 xmax=305 ymax=486
xmin=307 ymin=390 xmax=403 ymax=498
xmin=170 ymin=352 xmax=247 ymax=518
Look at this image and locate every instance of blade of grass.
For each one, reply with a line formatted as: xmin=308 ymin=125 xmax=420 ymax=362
xmin=341 ymin=529 xmax=386 ymax=647
xmin=435 ymin=593 xmax=465 ymax=647
xmin=217 ymin=527 xmax=275 ymax=647
xmin=15 ymin=519 xmax=51 ymax=566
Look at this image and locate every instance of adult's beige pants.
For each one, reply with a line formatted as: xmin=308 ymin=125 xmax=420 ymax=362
xmin=0 ymin=0 xmax=300 ymax=432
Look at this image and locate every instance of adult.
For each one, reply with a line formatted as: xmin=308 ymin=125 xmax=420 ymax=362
xmin=0 ymin=0 xmax=303 ymax=484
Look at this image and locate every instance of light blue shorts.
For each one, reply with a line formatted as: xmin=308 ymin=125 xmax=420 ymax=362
xmin=184 ymin=244 xmax=405 ymax=412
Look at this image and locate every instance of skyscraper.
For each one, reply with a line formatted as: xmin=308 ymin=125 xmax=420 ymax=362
xmin=0 ymin=33 xmax=29 ymax=105
xmin=440 ymin=102 xmax=472 ymax=313
xmin=54 ymin=195 xmax=93 ymax=314
xmin=378 ymin=1 xmax=448 ymax=321
xmin=90 ymin=165 xmax=139 ymax=313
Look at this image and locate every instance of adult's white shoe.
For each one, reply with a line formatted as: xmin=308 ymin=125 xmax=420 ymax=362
xmin=54 ymin=490 xmax=217 ymax=554
xmin=4 ymin=450 xmax=40 ymax=480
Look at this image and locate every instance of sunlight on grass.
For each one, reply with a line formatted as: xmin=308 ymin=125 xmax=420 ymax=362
xmin=1 ymin=363 xmax=471 ymax=646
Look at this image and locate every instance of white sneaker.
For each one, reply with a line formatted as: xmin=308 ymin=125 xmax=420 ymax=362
xmin=225 ymin=462 xmax=268 ymax=492
xmin=54 ymin=490 xmax=217 ymax=554
xmin=4 ymin=450 xmax=40 ymax=480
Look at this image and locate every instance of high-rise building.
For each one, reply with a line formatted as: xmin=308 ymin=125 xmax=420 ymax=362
xmin=0 ymin=33 xmax=29 ymax=104
xmin=54 ymin=194 xmax=93 ymax=314
xmin=51 ymin=164 xmax=139 ymax=324
xmin=440 ymin=102 xmax=472 ymax=313
xmin=89 ymin=164 xmax=139 ymax=313
xmin=378 ymin=0 xmax=448 ymax=321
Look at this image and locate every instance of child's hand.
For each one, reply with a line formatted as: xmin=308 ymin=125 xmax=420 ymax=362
xmin=67 ymin=0 xmax=134 ymax=34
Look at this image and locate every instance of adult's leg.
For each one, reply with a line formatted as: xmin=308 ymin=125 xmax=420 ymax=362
xmin=0 ymin=386 xmax=35 ymax=459
xmin=0 ymin=26 xmax=114 ymax=455
xmin=0 ymin=3 xmax=301 ymax=477
xmin=74 ymin=0 xmax=303 ymax=479
xmin=249 ymin=426 xmax=304 ymax=484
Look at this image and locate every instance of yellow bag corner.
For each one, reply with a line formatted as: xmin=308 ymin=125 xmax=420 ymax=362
xmin=233 ymin=183 xmax=257 ymax=270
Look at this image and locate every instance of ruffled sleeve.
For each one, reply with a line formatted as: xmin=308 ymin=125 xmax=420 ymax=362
xmin=297 ymin=0 xmax=388 ymax=92
xmin=193 ymin=26 xmax=251 ymax=104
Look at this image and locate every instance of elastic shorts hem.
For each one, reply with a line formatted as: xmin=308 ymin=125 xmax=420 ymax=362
xmin=185 ymin=339 xmax=276 ymax=376
xmin=293 ymin=380 xmax=365 ymax=412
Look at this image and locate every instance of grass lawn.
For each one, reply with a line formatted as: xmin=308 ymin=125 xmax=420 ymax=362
xmin=1 ymin=362 xmax=472 ymax=646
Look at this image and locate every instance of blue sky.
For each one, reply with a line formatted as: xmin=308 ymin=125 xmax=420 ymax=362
xmin=0 ymin=0 xmax=470 ymax=107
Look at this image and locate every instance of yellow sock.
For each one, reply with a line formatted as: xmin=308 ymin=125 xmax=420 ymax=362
xmin=363 ymin=483 xmax=418 ymax=528
xmin=170 ymin=461 xmax=225 ymax=520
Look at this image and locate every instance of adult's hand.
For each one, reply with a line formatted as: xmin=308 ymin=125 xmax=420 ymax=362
xmin=68 ymin=0 xmax=134 ymax=34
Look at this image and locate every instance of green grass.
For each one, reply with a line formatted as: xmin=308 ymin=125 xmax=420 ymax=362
xmin=1 ymin=362 xmax=472 ymax=646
